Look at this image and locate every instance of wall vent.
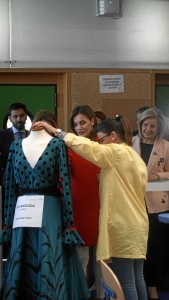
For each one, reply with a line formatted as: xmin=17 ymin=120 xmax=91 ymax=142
xmin=97 ymin=0 xmax=123 ymax=19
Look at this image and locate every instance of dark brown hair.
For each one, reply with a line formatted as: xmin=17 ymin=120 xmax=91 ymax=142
xmin=32 ymin=109 xmax=57 ymax=128
xmin=94 ymin=110 xmax=106 ymax=122
xmin=96 ymin=115 xmax=132 ymax=146
xmin=70 ymin=105 xmax=97 ymax=134
xmin=8 ymin=102 xmax=28 ymax=116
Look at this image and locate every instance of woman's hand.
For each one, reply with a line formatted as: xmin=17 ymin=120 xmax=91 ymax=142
xmin=31 ymin=121 xmax=56 ymax=135
xmin=148 ymin=173 xmax=160 ymax=181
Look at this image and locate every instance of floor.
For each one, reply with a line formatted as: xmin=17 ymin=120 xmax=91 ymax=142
xmin=158 ymin=289 xmax=169 ymax=300
xmin=90 ymin=289 xmax=169 ymax=299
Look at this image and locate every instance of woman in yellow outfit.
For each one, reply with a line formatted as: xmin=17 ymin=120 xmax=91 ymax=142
xmin=32 ymin=115 xmax=149 ymax=300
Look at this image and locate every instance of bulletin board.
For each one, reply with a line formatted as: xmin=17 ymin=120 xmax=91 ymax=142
xmin=71 ymin=71 xmax=153 ymax=131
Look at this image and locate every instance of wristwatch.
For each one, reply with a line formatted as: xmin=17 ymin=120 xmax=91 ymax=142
xmin=54 ymin=128 xmax=62 ymax=136
xmin=54 ymin=128 xmax=67 ymax=139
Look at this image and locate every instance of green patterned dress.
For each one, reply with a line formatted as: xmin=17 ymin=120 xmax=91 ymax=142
xmin=0 ymin=138 xmax=89 ymax=300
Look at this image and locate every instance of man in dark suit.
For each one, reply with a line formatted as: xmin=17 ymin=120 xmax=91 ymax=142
xmin=0 ymin=102 xmax=30 ymax=259
xmin=0 ymin=102 xmax=30 ymax=185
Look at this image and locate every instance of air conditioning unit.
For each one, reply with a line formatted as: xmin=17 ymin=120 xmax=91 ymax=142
xmin=97 ymin=0 xmax=123 ymax=19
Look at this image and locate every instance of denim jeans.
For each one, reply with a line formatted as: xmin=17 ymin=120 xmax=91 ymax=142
xmin=110 ymin=258 xmax=148 ymax=300
xmin=78 ymin=246 xmax=105 ymax=298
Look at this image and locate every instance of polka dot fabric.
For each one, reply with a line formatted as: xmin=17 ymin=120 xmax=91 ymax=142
xmin=1 ymin=138 xmax=83 ymax=245
xmin=0 ymin=138 xmax=89 ymax=300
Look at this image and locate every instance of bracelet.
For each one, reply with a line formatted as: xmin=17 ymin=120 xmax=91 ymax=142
xmin=58 ymin=131 xmax=67 ymax=139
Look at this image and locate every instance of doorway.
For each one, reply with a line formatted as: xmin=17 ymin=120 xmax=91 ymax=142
xmin=0 ymin=70 xmax=70 ymax=130
xmin=0 ymin=84 xmax=57 ymax=129
xmin=156 ymin=85 xmax=169 ymax=118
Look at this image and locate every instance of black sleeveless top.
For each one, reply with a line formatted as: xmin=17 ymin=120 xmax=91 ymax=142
xmin=141 ymin=142 xmax=153 ymax=166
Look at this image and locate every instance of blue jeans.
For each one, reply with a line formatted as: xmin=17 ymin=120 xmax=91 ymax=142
xmin=109 ymin=258 xmax=148 ymax=300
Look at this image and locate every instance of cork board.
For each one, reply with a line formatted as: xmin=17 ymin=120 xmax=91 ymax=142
xmin=71 ymin=71 xmax=153 ymax=130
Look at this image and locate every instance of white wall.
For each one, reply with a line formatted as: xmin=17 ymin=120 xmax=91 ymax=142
xmin=0 ymin=0 xmax=169 ymax=68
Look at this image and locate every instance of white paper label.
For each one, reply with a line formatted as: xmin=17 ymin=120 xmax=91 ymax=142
xmin=13 ymin=195 xmax=44 ymax=228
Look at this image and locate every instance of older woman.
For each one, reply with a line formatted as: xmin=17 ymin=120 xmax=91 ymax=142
xmin=133 ymin=107 xmax=169 ymax=300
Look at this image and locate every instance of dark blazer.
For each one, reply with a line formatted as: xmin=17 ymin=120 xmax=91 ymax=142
xmin=0 ymin=127 xmax=29 ymax=184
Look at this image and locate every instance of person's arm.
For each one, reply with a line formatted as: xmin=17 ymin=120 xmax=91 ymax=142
xmin=148 ymin=173 xmax=161 ymax=181
xmin=31 ymin=122 xmax=63 ymax=136
xmin=31 ymin=121 xmax=116 ymax=169
xmin=0 ymin=143 xmax=17 ymax=244
xmin=148 ymin=142 xmax=169 ymax=181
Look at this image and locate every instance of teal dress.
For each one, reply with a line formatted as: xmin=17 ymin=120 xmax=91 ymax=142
xmin=0 ymin=138 xmax=89 ymax=300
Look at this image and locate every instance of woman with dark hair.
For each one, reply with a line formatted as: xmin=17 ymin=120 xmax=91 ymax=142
xmin=94 ymin=111 xmax=106 ymax=125
xmin=70 ymin=105 xmax=97 ymax=136
xmin=0 ymin=109 xmax=89 ymax=300
xmin=69 ymin=105 xmax=104 ymax=300
xmin=32 ymin=114 xmax=149 ymax=300
xmin=133 ymin=107 xmax=169 ymax=300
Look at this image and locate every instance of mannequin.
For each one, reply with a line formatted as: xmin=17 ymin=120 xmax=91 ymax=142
xmin=0 ymin=110 xmax=90 ymax=300
xmin=22 ymin=129 xmax=53 ymax=168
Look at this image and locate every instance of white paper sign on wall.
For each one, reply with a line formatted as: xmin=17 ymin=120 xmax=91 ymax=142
xmin=99 ymin=74 xmax=124 ymax=93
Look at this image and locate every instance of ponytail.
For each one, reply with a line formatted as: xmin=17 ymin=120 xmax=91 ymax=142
xmin=96 ymin=115 xmax=132 ymax=146
xmin=116 ymin=115 xmax=132 ymax=146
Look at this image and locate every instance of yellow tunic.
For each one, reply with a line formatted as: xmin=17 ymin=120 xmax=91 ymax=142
xmin=64 ymin=133 xmax=148 ymax=261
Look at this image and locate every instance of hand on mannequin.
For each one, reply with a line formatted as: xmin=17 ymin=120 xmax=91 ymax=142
xmin=32 ymin=121 xmax=57 ymax=136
